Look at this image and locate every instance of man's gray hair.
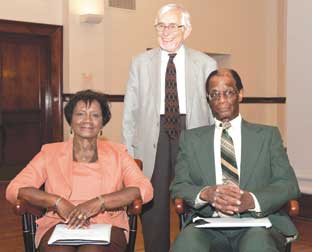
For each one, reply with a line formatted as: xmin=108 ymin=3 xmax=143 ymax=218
xmin=154 ymin=3 xmax=191 ymax=29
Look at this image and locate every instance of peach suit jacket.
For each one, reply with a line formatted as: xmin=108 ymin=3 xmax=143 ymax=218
xmin=6 ymin=139 xmax=153 ymax=248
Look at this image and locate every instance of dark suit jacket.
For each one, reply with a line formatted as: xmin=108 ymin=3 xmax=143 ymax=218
xmin=170 ymin=120 xmax=300 ymax=237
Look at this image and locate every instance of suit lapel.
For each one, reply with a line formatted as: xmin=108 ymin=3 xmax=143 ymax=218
xmin=195 ymin=126 xmax=216 ymax=185
xmin=97 ymin=140 xmax=111 ymax=190
xmin=185 ymin=47 xmax=199 ymax=126
xmin=240 ymin=120 xmax=264 ymax=188
xmin=148 ymin=48 xmax=161 ymax=115
xmin=57 ymin=140 xmax=74 ymax=197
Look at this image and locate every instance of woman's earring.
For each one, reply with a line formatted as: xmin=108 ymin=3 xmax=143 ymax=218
xmin=100 ymin=130 xmax=103 ymax=136
xmin=70 ymin=128 xmax=73 ymax=134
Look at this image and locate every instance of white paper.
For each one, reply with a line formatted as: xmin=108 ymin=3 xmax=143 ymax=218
xmin=193 ymin=216 xmax=272 ymax=229
xmin=48 ymin=223 xmax=112 ymax=246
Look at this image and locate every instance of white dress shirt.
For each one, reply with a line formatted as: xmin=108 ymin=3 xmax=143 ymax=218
xmin=160 ymin=45 xmax=186 ymax=114
xmin=195 ymin=114 xmax=261 ymax=213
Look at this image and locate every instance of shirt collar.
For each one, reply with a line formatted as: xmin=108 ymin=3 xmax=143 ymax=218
xmin=215 ymin=114 xmax=242 ymax=129
xmin=161 ymin=44 xmax=185 ymax=58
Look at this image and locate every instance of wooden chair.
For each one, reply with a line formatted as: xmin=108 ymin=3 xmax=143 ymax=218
xmin=12 ymin=159 xmax=144 ymax=252
xmin=174 ymin=198 xmax=299 ymax=252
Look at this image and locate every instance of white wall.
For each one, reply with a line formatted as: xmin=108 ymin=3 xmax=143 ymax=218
xmin=90 ymin=0 xmax=284 ymax=141
xmin=0 ymin=0 xmax=63 ymax=25
xmin=286 ymin=0 xmax=312 ymax=193
xmin=1 ymin=0 xmax=285 ymax=144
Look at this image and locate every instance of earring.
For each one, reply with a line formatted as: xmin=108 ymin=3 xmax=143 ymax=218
xmin=70 ymin=128 xmax=73 ymax=134
xmin=100 ymin=130 xmax=103 ymax=136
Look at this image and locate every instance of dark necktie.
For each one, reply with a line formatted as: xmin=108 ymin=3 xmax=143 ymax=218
xmin=221 ymin=122 xmax=239 ymax=185
xmin=164 ymin=53 xmax=180 ymax=139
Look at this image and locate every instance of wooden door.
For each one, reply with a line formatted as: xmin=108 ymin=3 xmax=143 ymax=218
xmin=0 ymin=20 xmax=63 ymax=180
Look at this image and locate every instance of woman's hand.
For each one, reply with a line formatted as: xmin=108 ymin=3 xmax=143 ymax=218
xmin=66 ymin=197 xmax=102 ymax=229
xmin=55 ymin=198 xmax=75 ymax=221
xmin=16 ymin=187 xmax=77 ymax=220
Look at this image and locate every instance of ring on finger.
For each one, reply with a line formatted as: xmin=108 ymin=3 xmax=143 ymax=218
xmin=78 ymin=214 xmax=84 ymax=219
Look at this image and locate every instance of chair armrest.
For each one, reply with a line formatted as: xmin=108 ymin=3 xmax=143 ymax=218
xmin=14 ymin=197 xmax=144 ymax=217
xmin=13 ymin=199 xmax=44 ymax=217
xmin=286 ymin=199 xmax=299 ymax=217
xmin=174 ymin=198 xmax=186 ymax=215
xmin=134 ymin=159 xmax=142 ymax=170
xmin=127 ymin=198 xmax=142 ymax=215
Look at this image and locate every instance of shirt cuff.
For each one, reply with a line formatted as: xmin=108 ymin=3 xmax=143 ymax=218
xmin=194 ymin=186 xmax=210 ymax=208
xmin=249 ymin=192 xmax=261 ymax=212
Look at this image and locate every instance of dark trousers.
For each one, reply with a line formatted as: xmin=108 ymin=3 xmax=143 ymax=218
xmin=141 ymin=115 xmax=186 ymax=252
xmin=172 ymin=223 xmax=286 ymax=252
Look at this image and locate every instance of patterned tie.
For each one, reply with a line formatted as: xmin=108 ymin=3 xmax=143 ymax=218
xmin=221 ymin=122 xmax=239 ymax=185
xmin=164 ymin=53 xmax=180 ymax=139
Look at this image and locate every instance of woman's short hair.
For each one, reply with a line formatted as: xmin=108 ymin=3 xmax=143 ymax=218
xmin=155 ymin=3 xmax=191 ymax=29
xmin=64 ymin=89 xmax=111 ymax=126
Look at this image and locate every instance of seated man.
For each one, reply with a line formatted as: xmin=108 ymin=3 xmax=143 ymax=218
xmin=170 ymin=68 xmax=300 ymax=252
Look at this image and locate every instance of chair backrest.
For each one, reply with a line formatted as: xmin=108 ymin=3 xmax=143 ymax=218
xmin=13 ymin=158 xmax=143 ymax=252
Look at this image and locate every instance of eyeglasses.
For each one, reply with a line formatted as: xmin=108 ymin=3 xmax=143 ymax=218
xmin=154 ymin=23 xmax=184 ymax=33
xmin=207 ymin=89 xmax=239 ymax=101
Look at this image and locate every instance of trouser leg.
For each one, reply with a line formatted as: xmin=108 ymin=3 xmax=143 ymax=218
xmin=237 ymin=227 xmax=286 ymax=252
xmin=172 ymin=223 xmax=232 ymax=252
xmin=141 ymin=115 xmax=185 ymax=252
xmin=141 ymin=125 xmax=171 ymax=252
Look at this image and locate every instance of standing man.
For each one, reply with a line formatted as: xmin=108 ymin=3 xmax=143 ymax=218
xmin=122 ymin=3 xmax=217 ymax=252
xmin=170 ymin=68 xmax=300 ymax=252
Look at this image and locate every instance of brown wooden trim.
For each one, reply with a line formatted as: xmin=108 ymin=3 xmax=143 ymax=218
xmin=62 ymin=93 xmax=125 ymax=103
xmin=0 ymin=19 xmax=63 ymax=142
xmin=242 ymin=97 xmax=286 ymax=103
xmin=62 ymin=93 xmax=286 ymax=104
xmin=50 ymin=27 xmax=63 ymax=142
xmin=0 ymin=19 xmax=61 ymax=35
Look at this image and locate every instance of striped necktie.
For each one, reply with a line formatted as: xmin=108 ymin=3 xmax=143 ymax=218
xmin=164 ymin=53 xmax=180 ymax=139
xmin=221 ymin=122 xmax=239 ymax=185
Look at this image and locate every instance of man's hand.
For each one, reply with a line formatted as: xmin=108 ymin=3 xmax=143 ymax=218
xmin=237 ymin=190 xmax=255 ymax=213
xmin=200 ymin=184 xmax=255 ymax=215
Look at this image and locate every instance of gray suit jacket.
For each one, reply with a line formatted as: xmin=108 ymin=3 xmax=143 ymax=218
xmin=122 ymin=47 xmax=217 ymax=178
xmin=170 ymin=120 xmax=300 ymax=237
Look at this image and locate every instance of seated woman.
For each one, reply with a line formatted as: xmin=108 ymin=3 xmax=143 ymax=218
xmin=6 ymin=89 xmax=153 ymax=252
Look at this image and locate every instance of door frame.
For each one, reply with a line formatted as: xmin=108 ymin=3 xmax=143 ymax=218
xmin=0 ymin=19 xmax=63 ymax=142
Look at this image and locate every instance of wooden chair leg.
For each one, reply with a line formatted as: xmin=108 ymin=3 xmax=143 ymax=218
xmin=22 ymin=213 xmax=35 ymax=252
xmin=179 ymin=213 xmax=186 ymax=230
xmin=127 ymin=215 xmax=137 ymax=252
xmin=30 ymin=214 xmax=37 ymax=252
xmin=285 ymin=243 xmax=291 ymax=252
